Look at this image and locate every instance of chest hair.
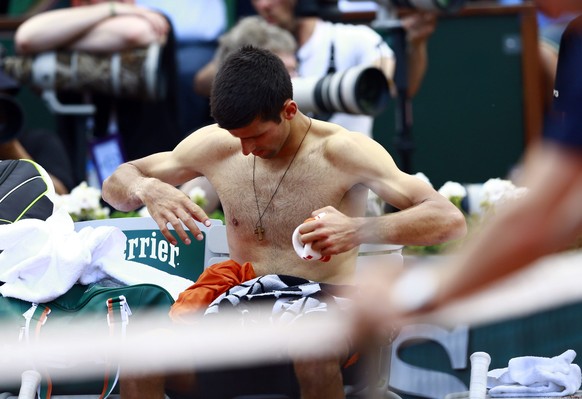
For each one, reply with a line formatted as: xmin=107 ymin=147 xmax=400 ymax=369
xmin=215 ymin=152 xmax=346 ymax=245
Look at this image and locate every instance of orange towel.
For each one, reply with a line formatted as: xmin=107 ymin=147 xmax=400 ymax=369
xmin=169 ymin=260 xmax=256 ymax=323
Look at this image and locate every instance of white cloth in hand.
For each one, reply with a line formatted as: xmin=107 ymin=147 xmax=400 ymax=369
xmin=292 ymin=212 xmax=330 ymax=262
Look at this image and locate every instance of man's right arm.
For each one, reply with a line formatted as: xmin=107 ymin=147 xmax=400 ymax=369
xmin=102 ymin=143 xmax=212 ymax=245
xmin=101 ymin=161 xmax=151 ymax=213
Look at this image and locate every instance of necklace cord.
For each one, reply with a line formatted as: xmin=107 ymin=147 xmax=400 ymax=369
xmin=253 ymin=118 xmax=313 ymax=235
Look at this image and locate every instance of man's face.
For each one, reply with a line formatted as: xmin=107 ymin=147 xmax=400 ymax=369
xmin=229 ymin=117 xmax=289 ymax=159
xmin=251 ymin=0 xmax=297 ymax=32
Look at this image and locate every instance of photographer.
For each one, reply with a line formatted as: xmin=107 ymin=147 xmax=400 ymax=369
xmin=195 ymin=0 xmax=436 ymax=138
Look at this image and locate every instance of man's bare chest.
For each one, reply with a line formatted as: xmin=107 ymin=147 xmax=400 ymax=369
xmin=211 ymin=154 xmax=348 ymax=243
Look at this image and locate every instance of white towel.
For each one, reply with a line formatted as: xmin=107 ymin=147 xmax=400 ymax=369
xmin=487 ymin=349 xmax=582 ymax=397
xmin=292 ymin=212 xmax=330 ymax=262
xmin=0 ymin=208 xmax=91 ymax=303
xmin=0 ymin=208 xmax=193 ymax=302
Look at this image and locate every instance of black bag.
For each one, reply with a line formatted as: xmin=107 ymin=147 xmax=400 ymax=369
xmin=0 ymin=159 xmax=54 ymax=225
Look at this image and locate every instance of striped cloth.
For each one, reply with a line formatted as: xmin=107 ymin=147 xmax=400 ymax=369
xmin=204 ymin=274 xmax=354 ymax=326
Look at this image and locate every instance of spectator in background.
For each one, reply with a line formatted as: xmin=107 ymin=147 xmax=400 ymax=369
xmin=195 ymin=0 xmax=436 ymax=139
xmin=196 ymin=15 xmax=298 ymax=88
xmin=14 ymin=0 xmax=182 ymax=186
xmin=135 ymin=0 xmax=228 ymax=135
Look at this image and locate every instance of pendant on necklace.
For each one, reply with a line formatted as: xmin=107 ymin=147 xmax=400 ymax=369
xmin=254 ymin=225 xmax=265 ymax=241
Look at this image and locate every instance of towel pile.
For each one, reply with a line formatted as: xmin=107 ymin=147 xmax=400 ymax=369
xmin=487 ymin=349 xmax=582 ymax=397
xmin=0 ymin=208 xmax=193 ymax=302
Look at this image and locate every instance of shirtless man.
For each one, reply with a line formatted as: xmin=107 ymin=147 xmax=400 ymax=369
xmin=102 ymin=46 xmax=466 ymax=399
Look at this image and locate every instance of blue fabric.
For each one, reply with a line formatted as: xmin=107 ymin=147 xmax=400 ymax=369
xmin=544 ymin=15 xmax=582 ymax=149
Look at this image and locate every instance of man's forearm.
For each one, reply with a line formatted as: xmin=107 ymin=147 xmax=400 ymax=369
xmin=102 ymin=163 xmax=148 ymax=212
xmin=361 ymin=200 xmax=467 ymax=246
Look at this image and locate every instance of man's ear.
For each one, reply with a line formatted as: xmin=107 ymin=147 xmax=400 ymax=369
xmin=282 ymin=100 xmax=297 ymax=120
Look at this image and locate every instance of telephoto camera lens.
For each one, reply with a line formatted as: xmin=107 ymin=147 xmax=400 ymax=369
xmin=292 ymin=65 xmax=390 ymax=116
xmin=1 ymin=44 xmax=166 ymax=101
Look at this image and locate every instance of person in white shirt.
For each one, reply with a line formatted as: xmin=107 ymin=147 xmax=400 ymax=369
xmin=196 ymin=0 xmax=436 ymax=138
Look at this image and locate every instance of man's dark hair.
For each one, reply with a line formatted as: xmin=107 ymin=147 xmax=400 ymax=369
xmin=210 ymin=45 xmax=293 ymax=130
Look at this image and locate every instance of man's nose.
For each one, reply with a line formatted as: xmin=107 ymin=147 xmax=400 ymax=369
xmin=240 ymin=139 xmax=255 ymax=156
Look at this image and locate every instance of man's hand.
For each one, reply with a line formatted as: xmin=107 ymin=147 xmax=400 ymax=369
xmin=298 ymin=206 xmax=362 ymax=257
xmin=138 ymin=178 xmax=211 ymax=246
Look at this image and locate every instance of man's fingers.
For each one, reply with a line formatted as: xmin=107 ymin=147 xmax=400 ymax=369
xmin=153 ymin=211 xmax=190 ymax=246
xmin=157 ymin=221 xmax=178 ymax=246
xmin=170 ymin=218 xmax=191 ymax=245
xmin=182 ymin=217 xmax=205 ymax=242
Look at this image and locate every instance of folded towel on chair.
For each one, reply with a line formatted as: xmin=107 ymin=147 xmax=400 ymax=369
xmin=487 ymin=349 xmax=582 ymax=397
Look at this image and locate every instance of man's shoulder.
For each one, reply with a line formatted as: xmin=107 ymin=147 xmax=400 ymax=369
xmin=190 ymin=123 xmax=228 ymax=135
xmin=312 ymin=118 xmax=368 ymax=136
xmin=312 ymin=120 xmax=371 ymax=155
xmin=176 ymin=124 xmax=240 ymax=168
xmin=183 ymin=124 xmax=237 ymax=147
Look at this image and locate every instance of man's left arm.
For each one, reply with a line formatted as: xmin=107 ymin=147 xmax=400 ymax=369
xmin=303 ymin=136 xmax=467 ymax=256
xmin=361 ymin=137 xmax=466 ymax=246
